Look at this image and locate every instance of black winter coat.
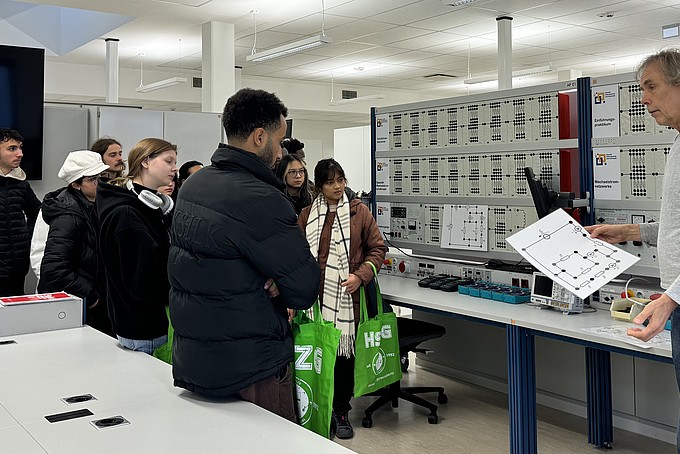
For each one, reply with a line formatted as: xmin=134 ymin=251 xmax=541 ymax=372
xmin=169 ymin=145 xmax=320 ymax=398
xmin=0 ymin=175 xmax=41 ymax=280
xmin=37 ymin=188 xmax=102 ymax=302
xmin=97 ymin=181 xmax=170 ymax=340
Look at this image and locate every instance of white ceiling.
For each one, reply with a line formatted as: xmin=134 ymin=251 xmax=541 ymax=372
xmin=19 ymin=0 xmax=680 ymax=105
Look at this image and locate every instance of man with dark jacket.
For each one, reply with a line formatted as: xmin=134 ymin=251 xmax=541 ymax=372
xmin=168 ymin=88 xmax=319 ymax=421
xmin=0 ymin=128 xmax=41 ymax=296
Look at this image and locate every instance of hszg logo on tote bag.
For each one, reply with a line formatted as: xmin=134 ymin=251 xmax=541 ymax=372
xmin=295 ymin=344 xmax=324 ymax=426
xmin=363 ymin=324 xmax=393 ymax=348
xmin=291 ymin=301 xmax=341 ymax=438
xmin=295 ymin=377 xmax=315 ymax=426
xmin=372 ymin=348 xmax=386 ymax=375
xmin=295 ymin=345 xmax=323 ymax=373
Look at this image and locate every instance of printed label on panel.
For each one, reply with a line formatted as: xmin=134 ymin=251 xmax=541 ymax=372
xmin=593 ymin=147 xmax=622 ymax=200
xmin=592 ymin=84 xmax=620 ymax=138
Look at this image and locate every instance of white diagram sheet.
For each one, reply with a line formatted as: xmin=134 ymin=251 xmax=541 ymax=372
xmin=581 ymin=325 xmax=671 ymax=351
xmin=440 ymin=204 xmax=488 ymax=251
xmin=505 ymin=209 xmax=639 ymax=299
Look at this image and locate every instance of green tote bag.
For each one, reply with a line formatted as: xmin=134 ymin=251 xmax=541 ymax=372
xmin=354 ymin=263 xmax=402 ymax=398
xmin=292 ymin=301 xmax=342 ymax=438
xmin=152 ymin=306 xmax=173 ymax=364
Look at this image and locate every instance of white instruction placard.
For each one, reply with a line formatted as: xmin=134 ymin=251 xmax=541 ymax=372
xmin=375 ymin=159 xmax=390 ymax=195
xmin=592 ymin=84 xmax=620 ymax=138
xmin=593 ymin=148 xmax=621 ymax=200
xmin=375 ymin=114 xmax=389 ymax=152
xmin=506 ymin=209 xmax=639 ymax=299
xmin=376 ymin=202 xmax=391 ymax=238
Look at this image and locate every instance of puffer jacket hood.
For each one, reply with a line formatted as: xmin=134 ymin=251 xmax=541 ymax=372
xmin=41 ymin=187 xmax=92 ymax=226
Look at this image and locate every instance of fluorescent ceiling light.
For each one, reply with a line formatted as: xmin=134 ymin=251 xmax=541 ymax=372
xmin=663 ymin=23 xmax=679 ymax=39
xmin=136 ymin=76 xmax=188 ymax=93
xmin=330 ymin=93 xmax=386 ymax=106
xmin=246 ymin=34 xmax=332 ymax=62
xmin=463 ymin=65 xmax=553 ymax=85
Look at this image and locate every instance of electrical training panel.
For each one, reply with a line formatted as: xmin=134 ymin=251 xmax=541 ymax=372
xmin=374 ymin=82 xmax=579 ymax=262
xmin=590 ymin=74 xmax=676 ymax=278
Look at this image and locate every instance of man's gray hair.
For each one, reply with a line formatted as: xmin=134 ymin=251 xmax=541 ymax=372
xmin=637 ymin=48 xmax=680 ymax=86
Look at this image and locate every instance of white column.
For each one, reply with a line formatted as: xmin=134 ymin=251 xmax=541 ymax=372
xmin=235 ymin=66 xmax=242 ymax=91
xmin=105 ymin=38 xmax=119 ymax=103
xmin=558 ymin=69 xmax=582 ymax=81
xmin=497 ymin=16 xmax=513 ymax=90
xmin=202 ymin=22 xmax=235 ymax=113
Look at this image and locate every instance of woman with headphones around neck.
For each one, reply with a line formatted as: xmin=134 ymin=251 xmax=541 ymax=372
xmin=97 ymin=138 xmax=178 ymax=354
xmin=297 ymin=158 xmax=387 ymax=440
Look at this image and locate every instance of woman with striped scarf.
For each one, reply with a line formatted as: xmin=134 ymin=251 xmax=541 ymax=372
xmin=298 ymin=158 xmax=387 ymax=439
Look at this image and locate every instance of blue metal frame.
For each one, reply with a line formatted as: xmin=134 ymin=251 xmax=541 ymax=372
xmin=586 ymin=347 xmax=613 ymax=448
xmin=370 ymin=106 xmax=378 ymax=216
xmin=507 ymin=325 xmax=537 ymax=454
xmin=577 ymin=76 xmax=595 ymax=226
xmin=389 ymin=295 xmax=673 ymax=453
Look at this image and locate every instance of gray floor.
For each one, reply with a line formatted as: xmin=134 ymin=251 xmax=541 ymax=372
xmin=334 ymin=361 xmax=676 ymax=454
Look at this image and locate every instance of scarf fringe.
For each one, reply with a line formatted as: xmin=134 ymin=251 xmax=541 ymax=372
xmin=338 ymin=333 xmax=355 ymax=358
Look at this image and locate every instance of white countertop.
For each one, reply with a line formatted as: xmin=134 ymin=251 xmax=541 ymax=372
xmin=0 ymin=327 xmax=354 ymax=454
xmin=379 ymin=275 xmax=671 ymax=358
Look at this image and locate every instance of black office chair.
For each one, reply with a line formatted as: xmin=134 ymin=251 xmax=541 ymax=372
xmin=361 ymin=317 xmax=447 ymax=427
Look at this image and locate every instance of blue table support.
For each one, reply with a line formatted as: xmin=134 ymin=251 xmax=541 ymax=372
xmin=507 ymin=324 xmax=537 ymax=454
xmin=586 ymin=347 xmax=613 ymax=448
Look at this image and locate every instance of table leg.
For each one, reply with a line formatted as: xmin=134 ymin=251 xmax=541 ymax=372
xmin=585 ymin=347 xmax=613 ymax=448
xmin=507 ymin=324 xmax=537 ymax=454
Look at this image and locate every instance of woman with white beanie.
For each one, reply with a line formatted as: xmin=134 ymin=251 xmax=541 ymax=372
xmin=34 ymin=150 xmax=112 ymax=335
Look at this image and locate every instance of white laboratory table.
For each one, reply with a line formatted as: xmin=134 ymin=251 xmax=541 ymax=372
xmin=0 ymin=327 xmax=354 ymax=454
xmin=379 ymin=274 xmax=671 ymax=454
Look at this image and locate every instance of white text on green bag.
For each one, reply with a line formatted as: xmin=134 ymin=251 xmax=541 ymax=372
xmin=295 ymin=345 xmax=323 ymax=374
xmin=364 ymin=325 xmax=393 ymax=348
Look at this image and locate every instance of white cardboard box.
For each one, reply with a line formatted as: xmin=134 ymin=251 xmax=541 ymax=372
xmin=0 ymin=292 xmax=82 ymax=336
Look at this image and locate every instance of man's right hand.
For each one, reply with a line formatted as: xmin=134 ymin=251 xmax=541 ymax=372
xmin=627 ymin=294 xmax=678 ymax=342
xmin=584 ymin=223 xmax=641 ymax=244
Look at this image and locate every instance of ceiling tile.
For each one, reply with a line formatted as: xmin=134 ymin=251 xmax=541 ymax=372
xmin=370 ymin=2 xmax=455 ymax=26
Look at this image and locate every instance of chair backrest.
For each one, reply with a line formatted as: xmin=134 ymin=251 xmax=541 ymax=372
xmin=396 ymin=317 xmax=446 ymax=351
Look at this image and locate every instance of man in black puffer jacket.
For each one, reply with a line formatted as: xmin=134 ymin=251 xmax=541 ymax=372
xmin=0 ymin=128 xmax=40 ymax=296
xmin=169 ymin=89 xmax=319 ymax=421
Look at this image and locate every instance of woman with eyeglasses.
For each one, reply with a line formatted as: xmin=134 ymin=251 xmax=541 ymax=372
xmin=36 ymin=151 xmax=113 ymax=335
xmin=275 ymin=153 xmax=312 ymax=215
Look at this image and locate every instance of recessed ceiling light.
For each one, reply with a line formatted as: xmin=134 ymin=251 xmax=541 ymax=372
xmin=442 ymin=0 xmax=476 ymax=7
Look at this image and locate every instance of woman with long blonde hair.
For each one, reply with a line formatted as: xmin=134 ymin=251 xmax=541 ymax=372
xmin=97 ymin=138 xmax=178 ymax=354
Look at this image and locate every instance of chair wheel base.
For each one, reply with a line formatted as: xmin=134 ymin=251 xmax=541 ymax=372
xmin=362 ymin=416 xmax=373 ymax=428
xmin=428 ymin=414 xmax=439 ymax=424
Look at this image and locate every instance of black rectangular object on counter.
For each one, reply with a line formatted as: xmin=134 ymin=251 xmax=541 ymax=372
xmin=45 ymin=408 xmax=93 ymax=423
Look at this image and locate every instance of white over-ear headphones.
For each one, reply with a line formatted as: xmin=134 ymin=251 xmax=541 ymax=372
xmin=126 ymin=179 xmax=174 ymax=215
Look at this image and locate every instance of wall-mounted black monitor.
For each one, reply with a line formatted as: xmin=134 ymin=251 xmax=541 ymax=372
xmin=524 ymin=166 xmax=556 ymax=219
xmin=0 ymin=45 xmax=44 ymax=179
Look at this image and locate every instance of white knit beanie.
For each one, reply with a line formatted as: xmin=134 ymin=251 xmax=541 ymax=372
xmin=58 ymin=150 xmax=110 ymax=184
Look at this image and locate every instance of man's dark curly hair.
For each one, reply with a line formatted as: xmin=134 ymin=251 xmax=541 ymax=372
xmin=0 ymin=128 xmax=23 ymax=144
xmin=222 ymin=88 xmax=288 ymax=142
xmin=281 ymin=138 xmax=304 ymax=155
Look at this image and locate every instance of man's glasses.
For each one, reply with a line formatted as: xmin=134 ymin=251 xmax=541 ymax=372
xmin=287 ymin=169 xmax=305 ymax=177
